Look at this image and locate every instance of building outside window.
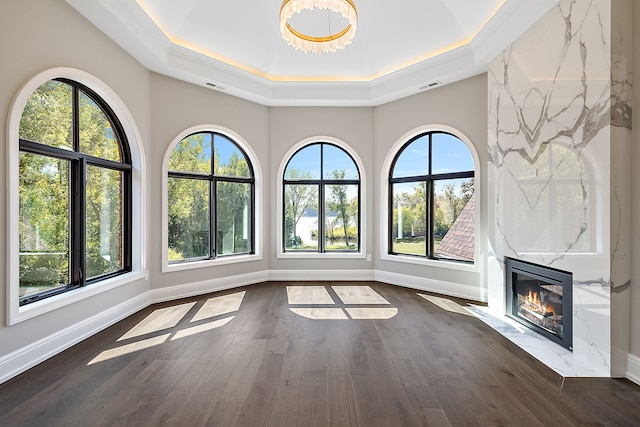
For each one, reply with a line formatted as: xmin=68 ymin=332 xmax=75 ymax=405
xmin=18 ymin=78 xmax=132 ymax=306
xmin=389 ymin=131 xmax=475 ymax=263
xmin=283 ymin=142 xmax=360 ymax=253
xmin=167 ymin=131 xmax=254 ymax=263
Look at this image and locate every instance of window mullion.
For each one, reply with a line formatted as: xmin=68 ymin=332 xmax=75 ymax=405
xmin=319 ymin=183 xmax=325 ymax=253
xmin=70 ymin=157 xmax=87 ymax=287
xmin=210 ymin=177 xmax=216 ymax=259
xmin=427 ymin=179 xmax=434 ymax=259
xmin=72 ymin=85 xmax=87 ymax=287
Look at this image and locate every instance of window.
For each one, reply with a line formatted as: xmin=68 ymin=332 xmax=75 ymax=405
xmin=18 ymin=78 xmax=132 ymax=306
xmin=283 ymin=142 xmax=360 ymax=253
xmin=167 ymin=132 xmax=254 ymax=263
xmin=389 ymin=131 xmax=475 ymax=263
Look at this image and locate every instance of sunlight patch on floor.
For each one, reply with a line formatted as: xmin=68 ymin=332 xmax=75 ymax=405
xmin=286 ymin=286 xmax=335 ymax=305
xmin=345 ymin=307 xmax=398 ymax=320
xmin=191 ymin=291 xmax=246 ymax=322
xmin=418 ymin=293 xmax=474 ymax=316
xmin=287 ymin=285 xmax=397 ymax=320
xmin=118 ymin=302 xmax=196 ymax=341
xmin=88 ymin=333 xmax=171 ymax=365
xmin=289 ymin=308 xmax=348 ymax=320
xmin=172 ymin=316 xmax=235 ymax=340
xmin=332 ymin=286 xmax=390 ymax=305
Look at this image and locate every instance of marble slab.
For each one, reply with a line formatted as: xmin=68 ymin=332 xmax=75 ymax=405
xmin=487 ymin=0 xmax=632 ymax=376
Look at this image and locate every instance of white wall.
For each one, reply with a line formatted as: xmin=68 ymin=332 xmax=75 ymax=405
xmin=373 ymin=75 xmax=488 ymax=300
xmin=148 ymin=73 xmax=270 ymax=290
xmin=269 ymin=107 xmax=375 ymax=275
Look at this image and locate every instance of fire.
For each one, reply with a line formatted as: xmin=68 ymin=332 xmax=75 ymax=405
xmin=525 ymin=290 xmax=558 ymax=322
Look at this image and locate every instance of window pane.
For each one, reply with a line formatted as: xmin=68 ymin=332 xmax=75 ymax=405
xmin=79 ymin=91 xmax=122 ymax=162
xmin=168 ymin=177 xmax=210 ymax=261
xmin=19 ymin=80 xmax=72 ymax=149
xmin=285 ymin=144 xmax=320 ymax=180
xmin=169 ymin=133 xmax=212 ymax=174
xmin=433 ymin=179 xmax=475 ymax=262
xmin=214 ymin=135 xmax=250 ymax=178
xmin=391 ymin=182 xmax=426 ymax=256
xmin=323 ymin=144 xmax=359 ymax=180
xmin=19 ymin=153 xmax=70 ymax=298
xmin=393 ymin=136 xmax=429 ymax=178
xmin=284 ymin=184 xmax=318 ymax=251
xmin=86 ymin=166 xmax=123 ymax=279
xmin=431 ymin=133 xmax=474 ymax=174
xmin=325 ymin=184 xmax=358 ymax=251
xmin=216 ymin=182 xmax=251 ymax=255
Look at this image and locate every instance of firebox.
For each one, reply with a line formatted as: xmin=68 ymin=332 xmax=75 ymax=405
xmin=505 ymin=257 xmax=573 ymax=351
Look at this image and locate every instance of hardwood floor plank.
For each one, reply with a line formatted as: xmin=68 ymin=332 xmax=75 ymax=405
xmin=299 ymin=371 xmax=328 ymax=427
xmin=234 ymin=352 xmax=285 ymax=426
xmin=268 ymin=338 xmax=306 ymax=426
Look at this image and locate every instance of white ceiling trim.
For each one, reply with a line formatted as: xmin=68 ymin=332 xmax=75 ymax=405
xmin=66 ymin=0 xmax=558 ymax=107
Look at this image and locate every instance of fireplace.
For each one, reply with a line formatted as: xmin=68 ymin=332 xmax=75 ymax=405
xmin=505 ymin=258 xmax=573 ymax=350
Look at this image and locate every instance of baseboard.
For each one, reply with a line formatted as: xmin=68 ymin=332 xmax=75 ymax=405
xmin=374 ymin=270 xmax=485 ymax=302
xmin=0 ymin=292 xmax=150 ymax=385
xmin=150 ymin=270 xmax=270 ymax=304
xmin=627 ymin=353 xmax=640 ymax=386
xmin=268 ymin=269 xmax=376 ymax=281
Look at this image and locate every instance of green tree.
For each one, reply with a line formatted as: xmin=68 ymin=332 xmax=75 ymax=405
xmin=442 ymin=183 xmax=462 ymax=224
xmin=461 ymin=179 xmax=474 ymax=205
xmin=167 ymin=133 xmax=211 ymax=260
xmin=216 ymin=152 xmax=251 ymax=255
xmin=18 ymin=79 xmax=127 ymax=291
xmin=327 ymin=170 xmax=353 ymax=247
xmin=284 ymin=169 xmax=317 ymax=248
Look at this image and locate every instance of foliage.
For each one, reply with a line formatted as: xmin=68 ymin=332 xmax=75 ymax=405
xmin=19 ymin=80 xmax=126 ymax=295
xmin=326 ymin=170 xmax=356 ymax=247
xmin=284 ymin=169 xmax=317 ymax=248
xmin=167 ymin=134 xmax=252 ymax=260
xmin=392 ymin=179 xmax=473 ymax=255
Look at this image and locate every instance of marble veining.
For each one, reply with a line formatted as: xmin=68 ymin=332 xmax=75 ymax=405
xmin=487 ymin=0 xmax=631 ymax=377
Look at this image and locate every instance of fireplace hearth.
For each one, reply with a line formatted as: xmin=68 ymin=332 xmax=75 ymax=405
xmin=505 ymin=258 xmax=573 ymax=350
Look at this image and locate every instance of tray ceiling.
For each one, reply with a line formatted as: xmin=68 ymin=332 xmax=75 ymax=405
xmin=66 ymin=0 xmax=558 ymax=106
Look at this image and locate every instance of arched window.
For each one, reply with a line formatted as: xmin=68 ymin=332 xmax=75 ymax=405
xmin=283 ymin=142 xmax=360 ymax=253
xmin=389 ymin=131 xmax=475 ymax=263
xmin=167 ymin=131 xmax=255 ymax=262
xmin=18 ymin=78 xmax=132 ymax=305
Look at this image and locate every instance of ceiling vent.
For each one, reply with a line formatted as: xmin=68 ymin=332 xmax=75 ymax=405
xmin=204 ymin=82 xmax=226 ymax=90
xmin=419 ymin=81 xmax=441 ymax=90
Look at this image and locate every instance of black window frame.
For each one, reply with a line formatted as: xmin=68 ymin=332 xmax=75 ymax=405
xmin=18 ymin=78 xmax=133 ymax=306
xmin=282 ymin=142 xmax=361 ymax=253
xmin=167 ymin=131 xmax=255 ymax=263
xmin=388 ymin=131 xmax=475 ymax=263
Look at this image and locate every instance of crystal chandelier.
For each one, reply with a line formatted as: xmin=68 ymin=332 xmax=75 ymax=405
xmin=279 ymin=0 xmax=358 ymax=55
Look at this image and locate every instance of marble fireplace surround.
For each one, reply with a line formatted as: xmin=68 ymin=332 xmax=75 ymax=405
xmin=485 ymin=0 xmax=632 ymax=377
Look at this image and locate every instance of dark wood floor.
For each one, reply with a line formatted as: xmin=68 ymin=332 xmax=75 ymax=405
xmin=2 ymin=281 xmax=640 ymax=426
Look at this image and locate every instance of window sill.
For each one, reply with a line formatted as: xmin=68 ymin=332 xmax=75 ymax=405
xmin=277 ymin=251 xmax=366 ymax=259
xmin=380 ymin=253 xmax=477 ymax=272
xmin=162 ymin=253 xmax=263 ymax=273
xmin=10 ymin=271 xmax=147 ymax=325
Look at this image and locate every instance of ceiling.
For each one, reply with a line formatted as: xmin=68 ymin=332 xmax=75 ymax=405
xmin=66 ymin=0 xmax=558 ymax=106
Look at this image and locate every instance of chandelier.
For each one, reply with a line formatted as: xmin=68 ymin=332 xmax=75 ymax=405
xmin=279 ymin=0 xmax=358 ymax=55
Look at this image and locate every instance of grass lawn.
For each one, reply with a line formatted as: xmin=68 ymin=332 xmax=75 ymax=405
xmin=393 ymin=238 xmax=442 ymax=255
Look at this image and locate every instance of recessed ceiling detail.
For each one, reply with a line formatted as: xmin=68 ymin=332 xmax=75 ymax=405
xmin=65 ymin=0 xmax=558 ymax=106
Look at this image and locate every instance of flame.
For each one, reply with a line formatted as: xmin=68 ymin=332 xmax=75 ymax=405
xmin=525 ymin=290 xmax=558 ymax=323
